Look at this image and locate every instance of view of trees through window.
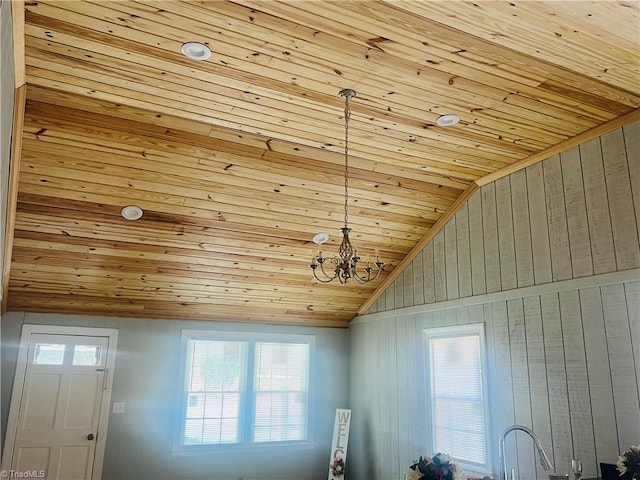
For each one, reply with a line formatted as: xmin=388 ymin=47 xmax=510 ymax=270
xmin=184 ymin=340 xmax=244 ymax=445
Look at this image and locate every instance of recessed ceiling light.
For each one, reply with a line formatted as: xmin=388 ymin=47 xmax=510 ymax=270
xmin=312 ymin=232 xmax=330 ymax=244
xmin=436 ymin=114 xmax=460 ymax=127
xmin=181 ymin=42 xmax=211 ymax=61
xmin=121 ymin=205 xmax=143 ymax=221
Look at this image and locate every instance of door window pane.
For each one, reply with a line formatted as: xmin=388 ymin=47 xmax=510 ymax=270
xmin=72 ymin=345 xmax=103 ymax=366
xmin=33 ymin=344 xmax=65 ymax=365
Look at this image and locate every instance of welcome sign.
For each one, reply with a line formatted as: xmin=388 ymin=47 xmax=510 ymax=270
xmin=328 ymin=409 xmax=351 ymax=480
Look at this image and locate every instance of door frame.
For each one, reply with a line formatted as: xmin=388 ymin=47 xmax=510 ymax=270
xmin=1 ymin=324 xmax=118 ymax=479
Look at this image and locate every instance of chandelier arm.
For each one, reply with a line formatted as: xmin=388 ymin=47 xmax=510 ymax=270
xmin=321 ymin=256 xmax=340 ymax=280
xmin=312 ymin=261 xmax=338 ymax=283
xmin=353 ymin=262 xmax=378 ymax=282
xmin=352 ymin=269 xmax=371 ymax=283
xmin=312 ymin=271 xmax=335 ymax=283
xmin=351 ymin=273 xmax=368 ymax=284
xmin=352 ymin=265 xmax=383 ymax=283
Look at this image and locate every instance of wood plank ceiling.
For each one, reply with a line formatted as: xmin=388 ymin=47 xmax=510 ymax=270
xmin=7 ymin=0 xmax=640 ymax=327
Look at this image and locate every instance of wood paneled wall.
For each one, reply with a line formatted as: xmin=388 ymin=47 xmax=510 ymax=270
xmin=348 ymin=121 xmax=640 ymax=480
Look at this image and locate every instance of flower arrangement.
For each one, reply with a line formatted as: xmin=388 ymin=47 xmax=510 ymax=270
xmin=617 ymin=445 xmax=640 ymax=479
xmin=330 ymin=454 xmax=345 ymax=477
xmin=408 ymin=453 xmax=465 ymax=480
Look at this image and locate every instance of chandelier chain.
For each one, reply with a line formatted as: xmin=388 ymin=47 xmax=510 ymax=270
xmin=309 ymin=88 xmax=384 ymax=284
xmin=343 ymin=94 xmax=350 ymax=229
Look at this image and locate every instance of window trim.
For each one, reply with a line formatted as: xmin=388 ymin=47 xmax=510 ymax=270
xmin=423 ymin=323 xmax=491 ymax=474
xmin=173 ymin=329 xmax=315 ymax=453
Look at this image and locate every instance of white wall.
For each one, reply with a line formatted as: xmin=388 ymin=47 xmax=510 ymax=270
xmin=1 ymin=312 xmax=350 ymax=480
xmin=0 ymin=0 xmax=16 ymax=303
xmin=349 ymin=121 xmax=640 ymax=480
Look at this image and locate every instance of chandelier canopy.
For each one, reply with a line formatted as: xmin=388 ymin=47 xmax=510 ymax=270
xmin=310 ymin=89 xmax=385 ymax=284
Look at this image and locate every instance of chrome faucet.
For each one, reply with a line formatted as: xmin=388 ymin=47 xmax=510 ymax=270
xmin=499 ymin=424 xmax=554 ymax=480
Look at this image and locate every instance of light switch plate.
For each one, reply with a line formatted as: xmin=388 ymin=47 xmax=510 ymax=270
xmin=112 ymin=401 xmax=125 ymax=414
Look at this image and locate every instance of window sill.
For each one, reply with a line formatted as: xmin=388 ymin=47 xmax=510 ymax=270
xmin=171 ymin=441 xmax=317 ymax=456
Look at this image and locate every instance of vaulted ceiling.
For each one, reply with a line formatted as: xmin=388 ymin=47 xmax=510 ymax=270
xmin=5 ymin=0 xmax=640 ymax=327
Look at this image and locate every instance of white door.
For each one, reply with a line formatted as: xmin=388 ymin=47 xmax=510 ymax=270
xmin=3 ymin=327 xmax=117 ymax=480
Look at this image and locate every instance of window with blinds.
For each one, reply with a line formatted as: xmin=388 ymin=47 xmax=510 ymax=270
xmin=424 ymin=324 xmax=490 ymax=472
xmin=178 ymin=331 xmax=313 ymax=449
xmin=184 ymin=339 xmax=246 ymax=445
xmin=253 ymin=342 xmax=309 ymax=442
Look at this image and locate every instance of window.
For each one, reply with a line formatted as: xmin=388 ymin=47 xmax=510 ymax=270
xmin=184 ymin=340 xmax=245 ymax=445
xmin=73 ymin=345 xmax=103 ymax=366
xmin=424 ymin=323 xmax=489 ymax=473
xmin=33 ymin=343 xmax=65 ymax=365
xmin=253 ymin=342 xmax=309 ymax=442
xmin=178 ymin=330 xmax=313 ymax=449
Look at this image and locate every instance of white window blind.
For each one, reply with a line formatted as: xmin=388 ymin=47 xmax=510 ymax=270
xmin=253 ymin=342 xmax=309 ymax=442
xmin=184 ymin=340 xmax=245 ymax=445
xmin=425 ymin=324 xmax=489 ymax=471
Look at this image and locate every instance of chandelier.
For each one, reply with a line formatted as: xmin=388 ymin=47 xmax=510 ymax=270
xmin=310 ymin=89 xmax=385 ymax=284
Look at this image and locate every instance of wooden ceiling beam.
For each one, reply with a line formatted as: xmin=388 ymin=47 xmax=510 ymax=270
xmin=476 ymin=108 xmax=640 ymax=186
xmin=1 ymin=84 xmax=26 ymax=314
xmin=10 ymin=0 xmax=25 ymax=88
